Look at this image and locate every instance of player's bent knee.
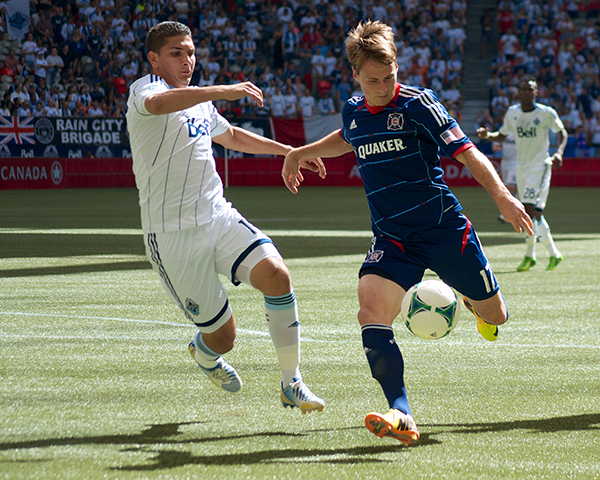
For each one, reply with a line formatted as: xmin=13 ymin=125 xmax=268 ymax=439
xmin=357 ymin=306 xmax=387 ymax=326
xmin=251 ymin=257 xmax=292 ymax=296
xmin=469 ymin=294 xmax=508 ymax=326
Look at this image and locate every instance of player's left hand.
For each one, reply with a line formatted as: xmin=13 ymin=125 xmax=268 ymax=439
xmin=282 ymin=150 xmax=303 ymax=194
xmin=282 ymin=150 xmax=326 ymax=193
xmin=499 ymin=195 xmax=534 ymax=236
xmin=551 ymin=153 xmax=563 ymax=169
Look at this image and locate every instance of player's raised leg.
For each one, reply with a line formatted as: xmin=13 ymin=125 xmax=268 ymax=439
xmin=463 ymin=291 xmax=507 ymax=342
xmin=189 ymin=318 xmax=242 ymax=392
xmin=358 ymin=273 xmax=420 ymax=446
xmin=250 ymin=255 xmax=325 ymax=414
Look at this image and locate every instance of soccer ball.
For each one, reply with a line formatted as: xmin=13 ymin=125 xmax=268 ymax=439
xmin=400 ymin=280 xmax=460 ymax=340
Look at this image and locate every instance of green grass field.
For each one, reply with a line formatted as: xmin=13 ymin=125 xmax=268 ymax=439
xmin=1 ymin=187 xmax=599 ymax=479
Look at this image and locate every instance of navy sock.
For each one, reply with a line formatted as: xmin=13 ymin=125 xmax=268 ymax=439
xmin=361 ymin=324 xmax=411 ymax=415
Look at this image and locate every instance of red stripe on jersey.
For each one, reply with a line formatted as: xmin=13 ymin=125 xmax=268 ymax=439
xmin=388 ymin=237 xmax=405 ymax=253
xmin=461 ymin=217 xmax=472 ymax=254
xmin=452 ymin=142 xmax=474 ymax=158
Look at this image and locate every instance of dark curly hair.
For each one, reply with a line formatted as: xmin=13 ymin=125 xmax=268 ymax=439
xmin=145 ymin=21 xmax=192 ymax=55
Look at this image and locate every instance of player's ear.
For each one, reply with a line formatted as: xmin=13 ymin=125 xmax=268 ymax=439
xmin=352 ymin=67 xmax=359 ymax=82
xmin=147 ymin=50 xmax=159 ymax=70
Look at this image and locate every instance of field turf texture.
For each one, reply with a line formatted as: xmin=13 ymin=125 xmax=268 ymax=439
xmin=1 ymin=187 xmax=599 ymax=479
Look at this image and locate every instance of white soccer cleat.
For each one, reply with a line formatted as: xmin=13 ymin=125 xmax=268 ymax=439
xmin=280 ymin=378 xmax=325 ymax=414
xmin=188 ymin=340 xmax=242 ymax=392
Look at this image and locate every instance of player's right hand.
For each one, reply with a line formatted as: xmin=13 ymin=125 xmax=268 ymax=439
xmin=476 ymin=127 xmax=489 ymax=139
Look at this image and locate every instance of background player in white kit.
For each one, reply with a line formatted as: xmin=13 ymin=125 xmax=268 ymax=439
xmin=126 ymin=21 xmax=326 ymax=413
xmin=492 ymin=131 xmax=518 ymax=224
xmin=478 ymin=77 xmax=568 ymax=272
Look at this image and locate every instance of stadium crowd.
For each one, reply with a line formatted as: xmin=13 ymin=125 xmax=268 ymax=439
xmin=0 ymin=0 xmax=468 ymax=123
xmin=479 ymin=0 xmax=600 ymax=157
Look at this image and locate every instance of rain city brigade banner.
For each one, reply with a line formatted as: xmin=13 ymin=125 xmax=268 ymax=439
xmin=33 ymin=117 xmax=128 ymax=148
xmin=0 ymin=116 xmax=131 ymax=158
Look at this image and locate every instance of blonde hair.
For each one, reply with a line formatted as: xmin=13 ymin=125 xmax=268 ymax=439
xmin=345 ymin=21 xmax=397 ymax=72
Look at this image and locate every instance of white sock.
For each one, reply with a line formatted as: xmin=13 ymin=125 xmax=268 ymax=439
xmin=192 ymin=330 xmax=219 ymax=369
xmin=525 ymin=220 xmax=537 ymax=258
xmin=265 ymin=291 xmax=301 ymax=387
xmin=537 ymin=216 xmax=560 ymax=257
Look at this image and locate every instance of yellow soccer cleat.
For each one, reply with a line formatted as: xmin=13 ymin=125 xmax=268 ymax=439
xmin=463 ymin=298 xmax=499 ymax=341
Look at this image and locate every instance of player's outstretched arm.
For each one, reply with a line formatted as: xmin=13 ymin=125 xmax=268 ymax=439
xmin=145 ymin=82 xmax=263 ymax=115
xmin=213 ymin=126 xmax=326 ymax=181
xmin=477 ymin=126 xmax=508 ymax=143
xmin=282 ymin=130 xmax=353 ymax=194
xmin=456 ymin=147 xmax=534 ymax=235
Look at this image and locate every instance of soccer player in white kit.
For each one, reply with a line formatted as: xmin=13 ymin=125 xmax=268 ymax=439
xmin=126 ymin=21 xmax=326 ymax=412
xmin=478 ymin=77 xmax=568 ymax=272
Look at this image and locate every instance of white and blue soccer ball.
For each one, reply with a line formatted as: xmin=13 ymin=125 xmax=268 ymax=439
xmin=400 ymin=280 xmax=460 ymax=340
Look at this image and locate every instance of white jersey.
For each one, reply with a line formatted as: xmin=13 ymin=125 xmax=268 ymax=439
xmin=499 ymin=131 xmax=517 ymax=163
xmin=499 ymin=103 xmax=564 ymax=167
xmin=126 ymin=74 xmax=230 ymax=233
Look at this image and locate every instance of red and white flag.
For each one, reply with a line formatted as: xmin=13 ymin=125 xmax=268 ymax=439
xmin=270 ymin=114 xmax=343 ymax=147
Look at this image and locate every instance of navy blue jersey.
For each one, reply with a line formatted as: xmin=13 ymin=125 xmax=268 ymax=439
xmin=340 ymin=83 xmax=474 ymax=240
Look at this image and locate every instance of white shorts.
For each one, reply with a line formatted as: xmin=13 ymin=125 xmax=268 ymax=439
xmin=144 ymin=205 xmax=280 ymax=333
xmin=501 ymin=158 xmax=517 ymax=187
xmin=517 ymin=162 xmax=552 ymax=211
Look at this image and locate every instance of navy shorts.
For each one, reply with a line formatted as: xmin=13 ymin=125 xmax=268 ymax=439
xmin=360 ymin=213 xmax=499 ymax=301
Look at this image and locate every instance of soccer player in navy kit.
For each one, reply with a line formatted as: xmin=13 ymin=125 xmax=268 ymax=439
xmin=283 ymin=21 xmax=533 ymax=445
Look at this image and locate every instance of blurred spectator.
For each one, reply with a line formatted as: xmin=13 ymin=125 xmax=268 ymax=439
xmin=10 ymin=84 xmax=29 ymax=104
xmin=33 ymin=101 xmax=45 ymax=117
xmin=61 ymin=17 xmax=77 ymax=44
xmin=3 ymin=50 xmax=20 ymax=73
xmin=58 ymin=98 xmax=72 ymax=117
xmin=35 ymin=11 xmax=54 ymax=42
xmin=317 ymin=90 xmax=335 ymax=115
xmin=283 ymin=85 xmax=297 ymax=118
xmin=22 ymin=33 xmax=39 ymax=68
xmin=282 ymin=21 xmax=299 ymax=63
xmin=299 ymin=88 xmax=315 ymax=118
xmin=87 ymin=100 xmax=105 ymax=117
xmin=45 ymin=47 xmax=64 ymax=87
xmin=34 ymin=50 xmax=48 ymax=85
xmin=17 ymin=100 xmax=32 ymax=117
xmin=270 ymin=85 xmax=286 ymax=117
xmin=90 ymin=81 xmax=106 ymax=103
xmin=79 ymin=85 xmax=92 ymax=107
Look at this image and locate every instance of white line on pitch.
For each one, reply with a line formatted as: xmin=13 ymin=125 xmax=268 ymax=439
xmin=0 ymin=311 xmax=268 ymax=337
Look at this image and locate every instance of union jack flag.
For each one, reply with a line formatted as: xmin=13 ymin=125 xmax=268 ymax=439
xmin=0 ymin=115 xmax=35 ymax=144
